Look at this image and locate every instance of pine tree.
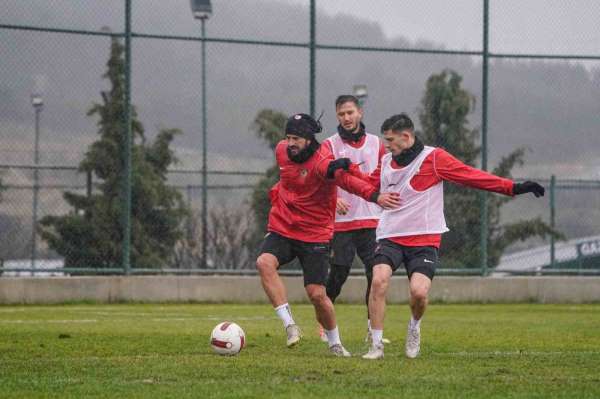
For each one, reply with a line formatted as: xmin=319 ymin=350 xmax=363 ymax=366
xmin=248 ymin=109 xmax=286 ymax=248
xmin=418 ymin=69 xmax=560 ymax=268
xmin=40 ymin=37 xmax=187 ymax=269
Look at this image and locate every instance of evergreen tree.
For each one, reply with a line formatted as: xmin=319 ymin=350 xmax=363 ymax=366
xmin=248 ymin=109 xmax=286 ymax=248
xmin=418 ymin=69 xmax=560 ymax=268
xmin=40 ymin=37 xmax=187 ymax=269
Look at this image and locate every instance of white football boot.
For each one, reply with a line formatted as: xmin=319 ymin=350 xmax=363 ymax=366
xmin=362 ymin=343 xmax=384 ymax=360
xmin=286 ymin=324 xmax=302 ymax=348
xmin=405 ymin=321 xmax=420 ymax=358
xmin=329 ymin=344 xmax=351 ymax=357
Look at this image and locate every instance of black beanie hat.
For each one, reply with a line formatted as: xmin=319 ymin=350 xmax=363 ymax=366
xmin=285 ymin=113 xmax=322 ymax=139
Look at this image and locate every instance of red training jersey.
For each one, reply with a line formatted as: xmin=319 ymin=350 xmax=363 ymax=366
xmin=267 ymin=140 xmax=378 ymax=243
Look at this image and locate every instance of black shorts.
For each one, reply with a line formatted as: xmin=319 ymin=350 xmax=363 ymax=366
xmin=330 ymin=228 xmax=377 ymax=275
xmin=373 ymin=239 xmax=439 ymax=280
xmin=259 ymin=232 xmax=330 ymax=286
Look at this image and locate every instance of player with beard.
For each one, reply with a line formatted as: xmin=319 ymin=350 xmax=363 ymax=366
xmin=316 ymin=95 xmax=389 ymax=344
xmin=361 ymin=113 xmax=545 ymax=360
xmin=256 ymin=113 xmax=400 ymax=357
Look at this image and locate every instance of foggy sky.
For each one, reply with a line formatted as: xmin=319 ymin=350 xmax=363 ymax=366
xmin=1 ymin=0 xmax=599 ymax=178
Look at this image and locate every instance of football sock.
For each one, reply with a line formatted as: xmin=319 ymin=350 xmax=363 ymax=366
xmin=325 ymin=326 xmax=341 ymax=347
xmin=410 ymin=316 xmax=421 ymax=329
xmin=274 ymin=303 xmax=295 ymax=328
xmin=371 ymin=329 xmax=383 ymax=345
xmin=367 ymin=319 xmax=372 ymax=331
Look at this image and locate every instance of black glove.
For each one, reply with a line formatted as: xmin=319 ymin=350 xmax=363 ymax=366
xmin=326 ymin=158 xmax=351 ymax=179
xmin=513 ymin=181 xmax=545 ymax=197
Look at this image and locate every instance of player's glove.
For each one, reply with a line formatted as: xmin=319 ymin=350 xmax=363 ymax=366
xmin=513 ymin=181 xmax=545 ymax=197
xmin=326 ymin=158 xmax=351 ymax=179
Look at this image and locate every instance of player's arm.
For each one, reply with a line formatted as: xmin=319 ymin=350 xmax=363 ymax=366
xmin=433 ymin=149 xmax=544 ymax=197
xmin=324 ymin=158 xmax=399 ymax=208
xmin=356 ymin=140 xmax=385 ymax=187
xmin=337 ymin=159 xmax=382 ymax=189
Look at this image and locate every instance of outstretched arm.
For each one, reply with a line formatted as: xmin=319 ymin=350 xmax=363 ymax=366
xmin=325 ymin=158 xmax=399 ymax=208
xmin=432 ymin=149 xmax=544 ymax=197
xmin=432 ymin=149 xmax=538 ymax=196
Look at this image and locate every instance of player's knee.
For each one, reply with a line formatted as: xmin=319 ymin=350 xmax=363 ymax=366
xmin=307 ymin=288 xmax=327 ymax=305
xmin=371 ymin=274 xmax=389 ymax=294
xmin=256 ymin=255 xmax=276 ymax=275
xmin=410 ymin=286 xmax=429 ymax=302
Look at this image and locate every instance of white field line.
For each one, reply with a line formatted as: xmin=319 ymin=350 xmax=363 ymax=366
xmin=0 ymin=315 xmax=276 ymax=324
xmin=68 ymin=311 xmax=195 ymax=317
xmin=433 ymin=350 xmax=600 ymax=356
xmin=151 ymin=316 xmax=276 ymax=322
xmin=0 ymin=319 xmax=98 ymax=324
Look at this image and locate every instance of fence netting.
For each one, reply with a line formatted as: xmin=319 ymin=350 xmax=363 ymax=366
xmin=1 ymin=1 xmax=599 ymax=275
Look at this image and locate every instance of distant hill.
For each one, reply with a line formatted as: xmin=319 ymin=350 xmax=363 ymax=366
xmin=1 ymin=0 xmax=599 ymax=178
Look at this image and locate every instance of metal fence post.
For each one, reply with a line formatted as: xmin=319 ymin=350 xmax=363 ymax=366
xmin=121 ymin=0 xmax=133 ymax=275
xmin=480 ymin=0 xmax=490 ymax=276
xmin=31 ymin=103 xmax=42 ymax=272
xmin=309 ymin=0 xmax=316 ymax=117
xmin=550 ymin=174 xmax=556 ymax=267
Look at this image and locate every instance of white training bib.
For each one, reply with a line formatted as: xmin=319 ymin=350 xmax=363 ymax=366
xmin=376 ymin=146 xmax=449 ymax=240
xmin=326 ymin=133 xmax=381 ymax=222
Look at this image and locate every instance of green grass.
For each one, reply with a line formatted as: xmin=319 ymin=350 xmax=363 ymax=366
xmin=1 ymin=303 xmax=599 ymax=398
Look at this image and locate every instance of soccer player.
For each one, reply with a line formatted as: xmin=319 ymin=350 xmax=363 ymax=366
xmin=319 ymin=95 xmax=388 ymax=344
xmin=256 ymin=113 xmax=399 ymax=357
xmin=362 ymin=113 xmax=545 ymax=360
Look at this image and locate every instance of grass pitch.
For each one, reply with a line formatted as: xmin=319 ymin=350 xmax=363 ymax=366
xmin=1 ymin=303 xmax=599 ymax=398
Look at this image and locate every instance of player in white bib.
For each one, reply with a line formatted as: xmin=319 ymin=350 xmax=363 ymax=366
xmin=362 ymin=114 xmax=545 ymax=360
xmin=320 ymin=95 xmax=388 ymax=344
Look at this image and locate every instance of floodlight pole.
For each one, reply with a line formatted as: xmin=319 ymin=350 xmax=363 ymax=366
xmin=31 ymin=94 xmax=43 ymax=272
xmin=191 ymin=0 xmax=212 ymax=269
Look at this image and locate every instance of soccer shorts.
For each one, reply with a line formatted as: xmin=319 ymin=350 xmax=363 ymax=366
xmin=329 ymin=228 xmax=377 ymax=274
xmin=372 ymin=239 xmax=439 ymax=280
xmin=259 ymin=232 xmax=329 ymax=286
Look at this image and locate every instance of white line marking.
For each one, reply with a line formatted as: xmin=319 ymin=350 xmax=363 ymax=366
xmin=0 ymin=319 xmax=97 ymax=324
xmin=433 ymin=351 xmax=600 ymax=356
xmin=69 ymin=311 xmax=194 ymax=317
xmin=0 ymin=316 xmax=276 ymax=324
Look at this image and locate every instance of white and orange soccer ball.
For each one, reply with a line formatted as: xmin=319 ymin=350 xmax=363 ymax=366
xmin=210 ymin=322 xmax=246 ymax=356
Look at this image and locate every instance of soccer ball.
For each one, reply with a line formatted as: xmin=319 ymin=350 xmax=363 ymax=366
xmin=210 ymin=322 xmax=245 ymax=356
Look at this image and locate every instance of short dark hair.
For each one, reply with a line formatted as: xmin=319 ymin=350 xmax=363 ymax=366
xmin=380 ymin=113 xmax=414 ymax=134
xmin=335 ymin=95 xmax=360 ymax=109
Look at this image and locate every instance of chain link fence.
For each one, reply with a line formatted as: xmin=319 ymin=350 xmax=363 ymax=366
xmin=1 ymin=1 xmax=599 ymax=275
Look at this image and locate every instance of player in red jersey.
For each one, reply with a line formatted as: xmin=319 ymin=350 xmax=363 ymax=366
xmin=361 ymin=113 xmax=545 ymax=360
xmin=256 ymin=113 xmax=399 ymax=357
